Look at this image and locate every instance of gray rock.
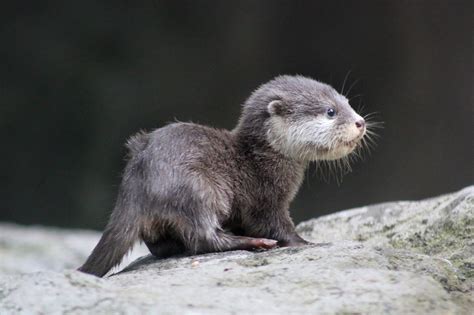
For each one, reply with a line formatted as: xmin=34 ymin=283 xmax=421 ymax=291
xmin=0 ymin=224 xmax=99 ymax=274
xmin=0 ymin=186 xmax=472 ymax=314
xmin=0 ymin=223 xmax=149 ymax=275
xmin=297 ymin=185 xmax=474 ymax=306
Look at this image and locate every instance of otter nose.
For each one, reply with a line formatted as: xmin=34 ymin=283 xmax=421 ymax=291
xmin=355 ymin=119 xmax=365 ymax=129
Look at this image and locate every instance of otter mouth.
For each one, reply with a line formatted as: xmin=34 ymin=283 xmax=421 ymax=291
xmin=342 ymin=138 xmax=360 ymax=148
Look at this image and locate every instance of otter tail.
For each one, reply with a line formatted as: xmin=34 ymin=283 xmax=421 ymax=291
xmin=78 ymin=208 xmax=140 ymax=277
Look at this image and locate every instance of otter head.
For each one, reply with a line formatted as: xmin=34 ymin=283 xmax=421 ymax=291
xmin=262 ymin=75 xmax=366 ymax=161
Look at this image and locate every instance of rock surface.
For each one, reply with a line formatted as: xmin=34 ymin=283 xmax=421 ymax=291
xmin=0 ymin=223 xmax=148 ymax=275
xmin=1 ymin=186 xmax=472 ymax=314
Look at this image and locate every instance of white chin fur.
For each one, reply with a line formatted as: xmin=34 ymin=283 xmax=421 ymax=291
xmin=266 ymin=116 xmax=358 ymax=161
xmin=318 ymin=145 xmax=356 ymax=160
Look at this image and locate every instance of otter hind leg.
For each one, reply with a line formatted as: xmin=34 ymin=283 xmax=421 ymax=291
xmin=144 ymin=225 xmax=277 ymax=258
xmin=153 ymin=181 xmax=277 ymax=255
xmin=180 ymin=227 xmax=278 ymax=255
xmin=144 ymin=238 xmax=186 ymax=258
xmin=221 ymin=234 xmax=278 ymax=251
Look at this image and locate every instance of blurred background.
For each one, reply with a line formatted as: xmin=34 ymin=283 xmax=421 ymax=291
xmin=0 ymin=1 xmax=472 ymax=230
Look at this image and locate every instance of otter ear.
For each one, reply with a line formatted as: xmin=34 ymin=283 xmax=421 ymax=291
xmin=267 ymin=100 xmax=286 ymax=116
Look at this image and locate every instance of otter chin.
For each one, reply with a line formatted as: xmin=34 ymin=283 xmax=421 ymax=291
xmin=79 ymin=75 xmax=374 ymax=278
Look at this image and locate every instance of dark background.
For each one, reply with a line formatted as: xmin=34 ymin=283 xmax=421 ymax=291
xmin=1 ymin=1 xmax=472 ymax=230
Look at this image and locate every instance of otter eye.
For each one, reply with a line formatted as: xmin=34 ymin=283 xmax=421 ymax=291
xmin=326 ymin=108 xmax=336 ymax=118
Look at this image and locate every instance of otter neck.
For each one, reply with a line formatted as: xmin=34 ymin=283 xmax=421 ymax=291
xmin=233 ymin=106 xmax=302 ymax=160
xmin=233 ymin=119 xmax=307 ymax=195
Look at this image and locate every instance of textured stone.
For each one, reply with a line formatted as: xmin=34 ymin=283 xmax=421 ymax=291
xmin=297 ymin=185 xmax=474 ymax=310
xmin=0 ymin=186 xmax=472 ymax=314
xmin=0 ymin=223 xmax=148 ymax=275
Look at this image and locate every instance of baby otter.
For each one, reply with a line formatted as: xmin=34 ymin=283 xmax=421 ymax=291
xmin=79 ymin=75 xmax=368 ymax=277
